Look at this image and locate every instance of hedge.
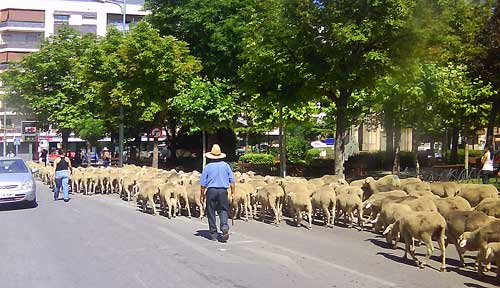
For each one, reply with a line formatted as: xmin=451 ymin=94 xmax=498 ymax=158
xmin=238 ymin=153 xmax=275 ymax=165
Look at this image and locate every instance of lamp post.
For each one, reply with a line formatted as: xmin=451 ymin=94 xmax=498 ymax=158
xmin=100 ymin=0 xmax=126 ymax=167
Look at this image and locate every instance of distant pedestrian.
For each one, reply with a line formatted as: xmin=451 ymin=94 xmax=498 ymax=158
xmin=6 ymin=150 xmax=15 ymax=157
xmin=40 ymin=149 xmax=48 ymax=166
xmin=200 ymin=144 xmax=235 ymax=242
xmin=102 ymin=147 xmax=111 ymax=168
xmin=481 ymin=145 xmax=494 ymax=184
xmin=53 ymin=149 xmax=72 ymax=202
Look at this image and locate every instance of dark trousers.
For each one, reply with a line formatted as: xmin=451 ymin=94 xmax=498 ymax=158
xmin=206 ymin=187 xmax=229 ymax=235
xmin=482 ymin=170 xmax=492 ymax=184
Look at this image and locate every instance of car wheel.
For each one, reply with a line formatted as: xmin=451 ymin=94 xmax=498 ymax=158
xmin=26 ymin=198 xmax=37 ymax=208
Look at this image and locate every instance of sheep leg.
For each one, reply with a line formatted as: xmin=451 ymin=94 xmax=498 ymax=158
xmin=405 ymin=234 xmax=422 ymax=268
xmin=307 ymin=203 xmax=312 ymax=229
xmin=421 ymin=235 xmax=434 ymax=269
xmin=323 ymin=207 xmax=331 ymax=227
xmin=438 ymin=228 xmax=446 ymax=272
xmin=348 ymin=211 xmax=355 ymax=228
xmin=270 ymin=201 xmax=280 ymax=225
xmin=330 ymin=201 xmax=336 ymax=226
xmin=148 ymin=195 xmax=157 ymax=215
xmin=185 ymin=197 xmax=192 ymax=218
xmin=454 ymin=244 xmax=466 ymax=267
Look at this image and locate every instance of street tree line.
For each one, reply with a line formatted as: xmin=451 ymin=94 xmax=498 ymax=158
xmin=1 ymin=0 xmax=499 ymax=175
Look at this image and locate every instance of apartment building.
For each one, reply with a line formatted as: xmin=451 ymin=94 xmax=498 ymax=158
xmin=0 ymin=0 xmax=147 ymax=157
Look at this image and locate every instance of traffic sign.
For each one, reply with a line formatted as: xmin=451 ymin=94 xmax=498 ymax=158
xmin=150 ymin=127 xmax=162 ymax=138
xmin=13 ymin=137 xmax=21 ymax=146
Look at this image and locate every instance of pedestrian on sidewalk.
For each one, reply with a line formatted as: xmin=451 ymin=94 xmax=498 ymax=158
xmin=200 ymin=144 xmax=235 ymax=242
xmin=53 ymin=149 xmax=73 ymax=202
xmin=102 ymin=147 xmax=111 ymax=168
xmin=481 ymin=145 xmax=494 ymax=184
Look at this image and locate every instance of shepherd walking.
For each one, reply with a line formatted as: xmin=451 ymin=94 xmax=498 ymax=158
xmin=200 ymin=144 xmax=235 ymax=242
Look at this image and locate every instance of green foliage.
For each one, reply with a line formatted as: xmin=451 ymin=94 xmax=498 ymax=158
xmin=286 ymin=136 xmax=309 ymax=164
xmin=239 ymin=153 xmax=275 ymax=165
xmin=77 ymin=117 xmax=106 ymax=145
xmin=171 ymin=77 xmax=240 ymax=134
xmin=1 ymin=25 xmax=96 ymax=132
xmin=305 ymin=148 xmax=335 ymax=163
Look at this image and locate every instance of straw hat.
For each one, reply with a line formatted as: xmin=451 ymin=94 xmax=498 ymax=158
xmin=205 ymin=144 xmax=226 ymax=159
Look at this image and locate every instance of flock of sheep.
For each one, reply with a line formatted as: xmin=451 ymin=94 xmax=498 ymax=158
xmin=28 ymin=161 xmax=500 ymax=282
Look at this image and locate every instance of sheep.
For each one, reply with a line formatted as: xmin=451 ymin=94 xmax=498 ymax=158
xmin=135 ymin=182 xmax=159 ymax=215
xmin=457 ymin=184 xmax=499 ymax=207
xmin=311 ymin=185 xmax=336 ymax=227
xmin=336 ymin=192 xmax=365 ymax=230
xmin=445 ymin=211 xmax=493 ymax=267
xmin=376 ymin=202 xmax=413 ymax=247
xmin=403 ymin=182 xmax=431 ymax=193
xmin=321 ymin=174 xmax=345 ymax=185
xmin=383 ymin=211 xmax=447 ymax=272
xmin=408 ymin=190 xmax=436 ymax=198
xmin=284 ymin=183 xmax=313 ymax=229
xmin=363 ymin=175 xmax=401 ymax=199
xmin=308 ymin=178 xmax=325 ymax=187
xmin=459 ymin=219 xmax=500 ymax=274
xmin=484 ymin=242 xmax=500 ymax=280
xmin=474 ymin=198 xmax=500 ymax=218
xmin=185 ymin=179 xmax=205 ymax=219
xmin=424 ymin=196 xmax=472 ymax=219
xmin=362 ymin=190 xmax=408 ymax=219
xmin=256 ymin=183 xmax=285 ymax=225
xmin=399 ymin=177 xmax=422 ymax=186
xmin=231 ymin=182 xmax=253 ymax=221
xmin=158 ymin=182 xmax=178 ymax=218
xmin=430 ymin=182 xmax=460 ymax=198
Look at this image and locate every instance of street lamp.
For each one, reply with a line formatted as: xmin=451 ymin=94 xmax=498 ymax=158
xmin=98 ymin=0 xmax=126 ymax=167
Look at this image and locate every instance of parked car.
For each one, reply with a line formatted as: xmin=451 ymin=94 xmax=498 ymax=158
xmin=0 ymin=157 xmax=37 ymax=208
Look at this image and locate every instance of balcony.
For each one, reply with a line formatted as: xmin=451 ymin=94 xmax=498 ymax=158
xmin=0 ymin=21 xmax=44 ymax=31
xmin=0 ymin=41 xmax=40 ymax=50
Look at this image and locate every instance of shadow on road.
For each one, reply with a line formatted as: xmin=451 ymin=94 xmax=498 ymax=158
xmin=450 ymin=267 xmax=498 ymax=287
xmin=0 ymin=201 xmax=37 ymax=211
xmin=194 ymin=230 xmax=214 ymax=241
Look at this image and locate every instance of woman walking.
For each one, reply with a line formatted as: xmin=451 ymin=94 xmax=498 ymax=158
xmin=481 ymin=145 xmax=494 ymax=184
xmin=53 ymin=149 xmax=73 ymax=202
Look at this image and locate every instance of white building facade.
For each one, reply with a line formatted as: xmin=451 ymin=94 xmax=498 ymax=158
xmin=0 ymin=0 xmax=147 ymax=157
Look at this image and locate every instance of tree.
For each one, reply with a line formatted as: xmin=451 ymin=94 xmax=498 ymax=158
xmin=282 ymin=0 xmax=417 ymax=175
xmin=79 ymin=22 xmax=201 ymax=168
xmin=76 ymin=117 xmax=106 ymax=166
xmin=171 ymin=77 xmax=240 ymax=167
xmin=0 ymin=26 xmax=96 ymax=148
xmin=474 ymin=1 xmax=500 ymax=147
xmin=144 ymin=0 xmax=251 ymax=81
xmin=239 ymin=0 xmax=312 ymax=176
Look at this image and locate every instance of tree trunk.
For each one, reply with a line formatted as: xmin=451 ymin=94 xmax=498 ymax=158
xmin=385 ymin=117 xmax=394 ymax=156
xmin=278 ymin=100 xmax=286 ymax=177
xmin=167 ymin=119 xmax=178 ymax=164
xmin=110 ymin=131 xmax=116 ymax=153
xmin=61 ymin=129 xmax=70 ymax=149
xmin=202 ymin=130 xmax=207 ymax=168
xmin=152 ymin=137 xmax=159 ymax=169
xmin=450 ymin=127 xmax=459 ymax=163
xmin=86 ymin=141 xmax=91 ymax=167
xmin=392 ymin=121 xmax=401 ymax=175
xmin=334 ymin=89 xmax=349 ymax=176
xmin=245 ymin=132 xmax=249 ymax=152
xmin=486 ymin=100 xmax=499 ymax=149
xmin=464 ymin=135 xmax=469 ymax=180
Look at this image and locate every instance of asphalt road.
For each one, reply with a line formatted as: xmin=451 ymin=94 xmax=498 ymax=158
xmin=0 ymin=182 xmax=498 ymax=288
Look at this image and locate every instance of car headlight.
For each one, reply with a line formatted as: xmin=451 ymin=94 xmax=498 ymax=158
xmin=21 ymin=180 xmax=34 ymax=190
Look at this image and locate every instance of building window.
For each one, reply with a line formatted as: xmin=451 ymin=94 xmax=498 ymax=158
xmin=54 ymin=14 xmax=69 ymax=22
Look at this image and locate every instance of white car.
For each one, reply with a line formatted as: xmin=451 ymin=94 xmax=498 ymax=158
xmin=0 ymin=157 xmax=37 ymax=208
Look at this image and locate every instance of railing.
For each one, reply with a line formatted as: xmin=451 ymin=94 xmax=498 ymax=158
xmin=0 ymin=42 xmax=40 ymax=49
xmin=0 ymin=21 xmax=44 ymax=29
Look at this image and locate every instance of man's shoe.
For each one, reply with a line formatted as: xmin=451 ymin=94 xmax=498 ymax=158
xmin=63 ymin=199 xmax=69 ymax=203
xmin=221 ymin=228 xmax=229 ymax=243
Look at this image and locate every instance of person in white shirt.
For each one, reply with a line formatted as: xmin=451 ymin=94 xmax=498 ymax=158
xmin=481 ymin=145 xmax=494 ymax=184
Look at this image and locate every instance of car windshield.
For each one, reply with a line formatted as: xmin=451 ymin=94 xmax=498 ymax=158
xmin=0 ymin=159 xmax=28 ymax=174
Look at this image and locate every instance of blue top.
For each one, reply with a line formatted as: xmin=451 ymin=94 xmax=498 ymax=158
xmin=200 ymin=161 xmax=235 ymax=189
